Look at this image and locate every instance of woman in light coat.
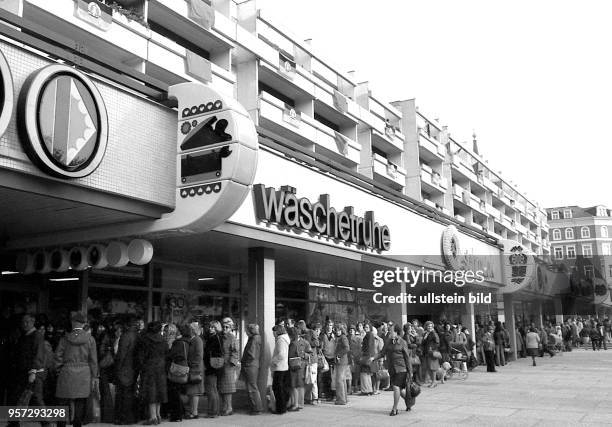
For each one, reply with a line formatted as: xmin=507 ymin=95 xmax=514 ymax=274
xmin=270 ymin=325 xmax=290 ymax=414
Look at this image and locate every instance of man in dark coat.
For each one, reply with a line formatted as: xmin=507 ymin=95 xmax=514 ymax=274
xmin=8 ymin=314 xmax=47 ymax=426
xmin=114 ymin=317 xmax=139 ymax=425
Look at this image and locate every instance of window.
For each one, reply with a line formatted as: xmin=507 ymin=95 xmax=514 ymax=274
xmin=584 ymin=266 xmax=594 ymax=279
xmin=609 ymin=265 xmax=612 ymax=278
xmin=602 ymin=226 xmax=609 ymax=238
xmin=552 ymin=229 xmax=561 ymax=240
xmin=551 ymin=211 xmax=559 ymax=220
xmin=581 ymin=227 xmax=590 ymax=238
xmin=565 ymin=228 xmax=574 ymax=239
xmin=563 ymin=209 xmax=572 ymax=219
xmin=554 ymin=247 xmax=563 ymax=259
xmin=566 ymin=246 xmax=576 ymax=259
xmin=582 ymin=244 xmax=593 ymax=258
xmin=597 ymin=207 xmax=607 ymax=217
xmin=602 ymin=243 xmax=611 ymax=256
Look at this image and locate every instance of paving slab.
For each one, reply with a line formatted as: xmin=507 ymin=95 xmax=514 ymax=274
xmin=75 ymin=347 xmax=612 ymax=427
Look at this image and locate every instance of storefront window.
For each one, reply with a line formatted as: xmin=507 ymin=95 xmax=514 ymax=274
xmin=87 ymin=287 xmax=148 ymax=325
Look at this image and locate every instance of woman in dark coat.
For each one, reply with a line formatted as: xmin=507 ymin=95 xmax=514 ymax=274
xmin=184 ymin=321 xmax=204 ymax=419
xmin=137 ymin=321 xmax=168 ymax=425
xmin=97 ymin=323 xmax=119 ymax=423
xmin=241 ymin=324 xmax=263 ymax=414
xmin=204 ymin=321 xmax=223 ymax=418
xmin=440 ymin=323 xmax=452 ymax=363
xmin=421 ymin=321 xmax=440 ymax=388
xmin=359 ymin=323 xmax=376 ymax=395
xmin=219 ymin=318 xmax=240 ymax=416
xmin=166 ymin=325 xmax=190 ymax=422
xmin=287 ymin=326 xmax=312 ymax=410
xmin=374 ymin=324 xmax=413 ymax=415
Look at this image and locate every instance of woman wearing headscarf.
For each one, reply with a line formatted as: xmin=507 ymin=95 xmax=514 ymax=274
xmin=270 ymin=325 xmax=290 ymax=414
xmin=373 ymin=324 xmax=413 ymax=416
xmin=136 ymin=321 xmax=168 ymax=425
xmin=421 ymin=321 xmax=440 ymax=387
xmin=219 ymin=318 xmax=240 ymax=416
xmin=203 ymin=321 xmax=223 ymax=418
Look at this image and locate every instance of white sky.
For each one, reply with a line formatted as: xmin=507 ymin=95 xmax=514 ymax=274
xmin=257 ymin=0 xmax=612 ymax=210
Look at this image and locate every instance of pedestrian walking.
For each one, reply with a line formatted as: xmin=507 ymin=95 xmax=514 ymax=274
xmin=525 ymin=326 xmax=541 ymax=366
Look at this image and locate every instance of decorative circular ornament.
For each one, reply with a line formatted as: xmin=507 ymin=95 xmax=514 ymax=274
xmin=50 ymin=249 xmax=70 ymax=272
xmin=441 ymin=225 xmax=463 ymax=271
xmin=0 ymin=49 xmax=14 ymax=140
xmin=33 ymin=251 xmax=52 ymax=274
xmin=107 ymin=241 xmax=129 ymax=267
xmin=18 ymin=64 xmax=108 ymax=178
xmin=15 ymin=252 xmax=34 ymax=275
xmin=69 ymin=246 xmax=89 ymax=271
xmin=87 ymin=244 xmax=108 ymax=269
xmin=127 ymin=239 xmax=153 ymax=265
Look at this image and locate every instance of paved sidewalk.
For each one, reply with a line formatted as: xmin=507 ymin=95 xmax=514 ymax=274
xmin=86 ymin=348 xmax=612 ymax=427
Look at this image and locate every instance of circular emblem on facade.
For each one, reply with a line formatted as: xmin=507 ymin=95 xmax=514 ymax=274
xmin=441 ymin=225 xmax=463 ymax=270
xmin=18 ymin=64 xmax=108 ymax=178
xmin=0 ymin=49 xmax=14 ymax=140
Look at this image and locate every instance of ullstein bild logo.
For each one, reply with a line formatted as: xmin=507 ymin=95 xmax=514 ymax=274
xmin=254 ymin=184 xmax=391 ymax=251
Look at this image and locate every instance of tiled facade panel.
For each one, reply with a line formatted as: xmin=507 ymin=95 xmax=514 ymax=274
xmin=0 ymin=40 xmax=176 ymax=208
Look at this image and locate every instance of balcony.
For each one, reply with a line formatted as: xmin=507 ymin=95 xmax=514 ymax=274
xmin=418 ymin=132 xmax=445 ymax=162
xmin=501 ymin=215 xmax=514 ymax=230
xmin=24 ymin=0 xmax=150 ymax=67
xmin=420 ymin=167 xmax=447 ymax=195
xmin=258 ymin=92 xmax=360 ymax=167
xmin=451 ymin=155 xmax=477 ymax=182
xmin=372 ymin=128 xmax=403 ymax=154
xmin=373 ymin=154 xmax=405 ymax=190
xmin=486 ymin=204 xmax=501 ymax=219
xmin=455 ymin=214 xmax=466 ymax=223
xmin=259 ymin=60 xmax=315 ymax=100
xmin=146 ymin=32 xmax=235 ymax=94
xmin=148 ymin=0 xmax=232 ymax=61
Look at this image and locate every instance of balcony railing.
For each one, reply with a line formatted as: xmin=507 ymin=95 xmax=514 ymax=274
xmin=373 ymin=154 xmax=406 ymax=189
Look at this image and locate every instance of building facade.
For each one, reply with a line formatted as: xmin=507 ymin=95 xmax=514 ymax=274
xmin=547 ymin=205 xmax=612 ymax=317
xmin=0 ymin=0 xmax=564 ymax=382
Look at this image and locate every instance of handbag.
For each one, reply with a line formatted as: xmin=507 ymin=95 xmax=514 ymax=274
xmin=409 ymin=355 xmax=421 ymax=366
xmin=409 ymin=380 xmax=421 ymax=398
xmin=289 ymin=356 xmax=302 ymax=370
xmin=189 ymin=372 xmax=203 ymax=384
xmin=168 ymin=341 xmax=190 ymax=384
xmin=317 ymin=353 xmax=329 ymax=372
xmin=210 ymin=357 xmax=224 ymax=369
xmin=17 ymin=386 xmax=33 ymax=406
xmin=99 ymin=352 xmax=114 ymax=369
xmin=431 ymin=350 xmax=442 ymax=360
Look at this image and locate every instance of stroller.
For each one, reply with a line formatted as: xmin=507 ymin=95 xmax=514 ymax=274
xmin=447 ymin=344 xmax=470 ymax=380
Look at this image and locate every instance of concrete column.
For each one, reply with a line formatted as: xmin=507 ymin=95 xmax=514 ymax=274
xmin=537 ymin=301 xmax=544 ymax=329
xmin=503 ymin=293 xmax=517 ymax=361
xmin=553 ymin=296 xmax=563 ymax=325
xmin=248 ymin=247 xmax=275 ymax=401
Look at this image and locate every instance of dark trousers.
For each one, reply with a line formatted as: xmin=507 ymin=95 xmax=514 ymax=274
xmin=243 ymin=366 xmax=262 ymax=413
xmin=114 ymin=383 xmax=136 ymax=423
xmin=484 ymin=350 xmax=496 ymax=372
xmin=166 ymin=381 xmax=184 ymax=420
xmin=272 ymin=371 xmax=290 ymax=414
xmin=56 ymin=398 xmax=87 ymax=427
xmin=8 ymin=377 xmax=48 ymax=427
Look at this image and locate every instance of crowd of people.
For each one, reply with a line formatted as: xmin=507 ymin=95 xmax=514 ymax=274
xmin=0 ymin=312 xmax=609 ymax=425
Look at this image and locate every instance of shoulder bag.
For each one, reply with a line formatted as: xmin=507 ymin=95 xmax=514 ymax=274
xmin=168 ymin=341 xmax=189 ymax=384
xmin=209 ymin=335 xmax=225 ymax=369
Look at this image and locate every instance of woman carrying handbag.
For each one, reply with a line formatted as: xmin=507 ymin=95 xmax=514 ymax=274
xmin=166 ymin=325 xmax=190 ymax=422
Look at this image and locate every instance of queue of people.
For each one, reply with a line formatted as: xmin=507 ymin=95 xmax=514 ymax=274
xmin=2 ymin=311 xmax=608 ymax=424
